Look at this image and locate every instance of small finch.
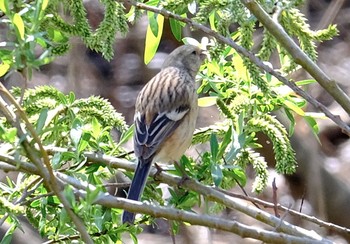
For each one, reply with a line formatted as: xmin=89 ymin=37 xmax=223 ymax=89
xmin=122 ymin=44 xmax=206 ymax=224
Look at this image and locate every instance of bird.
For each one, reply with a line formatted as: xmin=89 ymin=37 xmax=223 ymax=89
xmin=122 ymin=44 xmax=206 ymax=224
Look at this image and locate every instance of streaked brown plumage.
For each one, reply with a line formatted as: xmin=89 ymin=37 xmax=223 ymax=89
xmin=122 ymin=44 xmax=205 ymax=224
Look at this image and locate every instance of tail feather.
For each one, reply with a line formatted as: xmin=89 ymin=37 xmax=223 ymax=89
xmin=122 ymin=158 xmax=153 ymax=224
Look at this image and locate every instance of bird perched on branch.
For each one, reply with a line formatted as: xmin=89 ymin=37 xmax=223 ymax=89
xmin=122 ymin=44 xmax=206 ymax=224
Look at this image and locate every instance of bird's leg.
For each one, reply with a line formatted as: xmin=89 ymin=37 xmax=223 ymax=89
xmin=153 ymin=163 xmax=164 ymax=181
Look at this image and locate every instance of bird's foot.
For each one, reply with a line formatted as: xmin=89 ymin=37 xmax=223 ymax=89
xmin=153 ymin=163 xmax=164 ymax=180
xmin=174 ymin=161 xmax=191 ymax=188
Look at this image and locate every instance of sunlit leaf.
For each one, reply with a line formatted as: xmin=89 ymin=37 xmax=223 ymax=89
xmin=13 ymin=13 xmax=25 ymax=40
xmin=144 ymin=13 xmax=164 ymax=64
xmin=198 ymin=96 xmax=217 ymax=107
xmin=0 ymin=0 xmax=8 ymax=14
xmin=0 ymin=63 xmax=10 ymax=77
xmin=295 ymin=79 xmax=316 ymax=86
xmin=284 ymin=100 xmax=305 ymax=116
xmin=232 ymin=53 xmax=248 ymax=80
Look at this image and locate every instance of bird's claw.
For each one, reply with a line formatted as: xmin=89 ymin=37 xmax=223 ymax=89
xmin=153 ymin=163 xmax=163 ymax=180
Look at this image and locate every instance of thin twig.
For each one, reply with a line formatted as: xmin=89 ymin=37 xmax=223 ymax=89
xmin=272 ymin=178 xmax=280 ymax=217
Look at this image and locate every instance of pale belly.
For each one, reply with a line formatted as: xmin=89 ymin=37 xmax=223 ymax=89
xmin=154 ymin=105 xmax=198 ymax=164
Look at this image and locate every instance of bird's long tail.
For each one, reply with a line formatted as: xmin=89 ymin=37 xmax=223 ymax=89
xmin=122 ymin=157 xmax=153 ymax=224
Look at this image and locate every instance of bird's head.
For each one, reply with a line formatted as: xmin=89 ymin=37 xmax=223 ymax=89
xmin=162 ymin=44 xmax=206 ymax=78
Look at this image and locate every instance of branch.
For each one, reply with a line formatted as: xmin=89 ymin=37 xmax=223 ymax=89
xmin=122 ymin=0 xmax=350 ymax=136
xmin=0 ymin=84 xmax=93 ymax=244
xmin=44 ymin=147 xmax=335 ymax=241
xmin=55 ymin=172 xmax=331 ymax=244
xmin=241 ymin=0 xmax=350 ymax=116
xmin=215 ymin=188 xmax=350 ymax=235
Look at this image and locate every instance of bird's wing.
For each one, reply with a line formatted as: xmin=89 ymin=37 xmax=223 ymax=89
xmin=134 ymin=68 xmax=192 ymax=160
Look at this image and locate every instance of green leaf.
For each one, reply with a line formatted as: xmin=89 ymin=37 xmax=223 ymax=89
xmin=36 ymin=108 xmax=48 ymax=133
xmin=0 ymin=63 xmax=10 ymax=77
xmin=70 ymin=118 xmax=83 ymax=147
xmin=52 ymin=153 xmax=62 ymax=170
xmin=0 ymin=0 xmax=9 ymax=14
xmin=3 ymin=128 xmax=17 ymax=143
xmin=148 ymin=12 xmax=159 ymax=37
xmin=217 ymin=126 xmax=232 ymax=159
xmin=169 ymin=19 xmax=182 ymax=41
xmin=210 ymin=133 xmax=218 ymax=162
xmin=91 ymin=117 xmax=101 ymax=138
xmin=1 ymin=224 xmax=15 ymax=244
xmin=304 ymin=116 xmax=320 ymax=143
xmin=284 ymin=100 xmax=305 ymax=116
xmin=284 ymin=108 xmax=295 ymax=136
xmin=118 ymin=124 xmax=134 ymax=146
xmin=198 ymin=96 xmax=217 ymax=107
xmin=13 ymin=13 xmax=25 ymax=40
xmin=225 ymin=130 xmax=244 ymax=163
xmin=211 ymin=164 xmax=223 ymax=187
xmin=41 ymin=0 xmax=49 ymax=11
xmin=86 ymin=185 xmax=101 ymax=205
xmin=144 ymin=13 xmax=164 ymax=64
xmin=295 ymin=79 xmax=316 ymax=86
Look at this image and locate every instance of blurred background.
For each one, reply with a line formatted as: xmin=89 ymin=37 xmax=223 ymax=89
xmin=1 ymin=0 xmax=350 ymax=243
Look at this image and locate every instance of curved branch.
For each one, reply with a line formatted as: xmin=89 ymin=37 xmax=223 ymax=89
xmin=55 ymin=171 xmax=330 ymax=244
xmin=241 ymin=0 xmax=350 ymax=115
xmin=48 ymin=148 xmax=328 ymax=240
xmin=122 ymin=0 xmax=350 ymax=136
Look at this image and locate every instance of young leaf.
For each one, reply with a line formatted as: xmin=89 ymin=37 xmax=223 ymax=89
xmin=118 ymin=124 xmax=134 ymax=146
xmin=0 ymin=0 xmax=9 ymax=14
xmin=0 ymin=63 xmax=10 ymax=77
xmin=211 ymin=164 xmax=223 ymax=187
xmin=144 ymin=13 xmax=164 ymax=64
xmin=13 ymin=13 xmax=25 ymax=40
xmin=284 ymin=100 xmax=305 ymax=116
xmin=169 ymin=19 xmax=182 ymax=41
xmin=210 ymin=133 xmax=219 ymax=162
xmin=36 ymin=108 xmax=48 ymax=133
xmin=198 ymin=96 xmax=217 ymax=107
xmin=217 ymin=126 xmax=232 ymax=159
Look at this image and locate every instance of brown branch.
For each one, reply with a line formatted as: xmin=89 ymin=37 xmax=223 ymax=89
xmin=272 ymin=178 xmax=280 ymax=217
xmin=55 ymin=171 xmax=330 ymax=244
xmin=241 ymin=0 xmax=350 ymax=117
